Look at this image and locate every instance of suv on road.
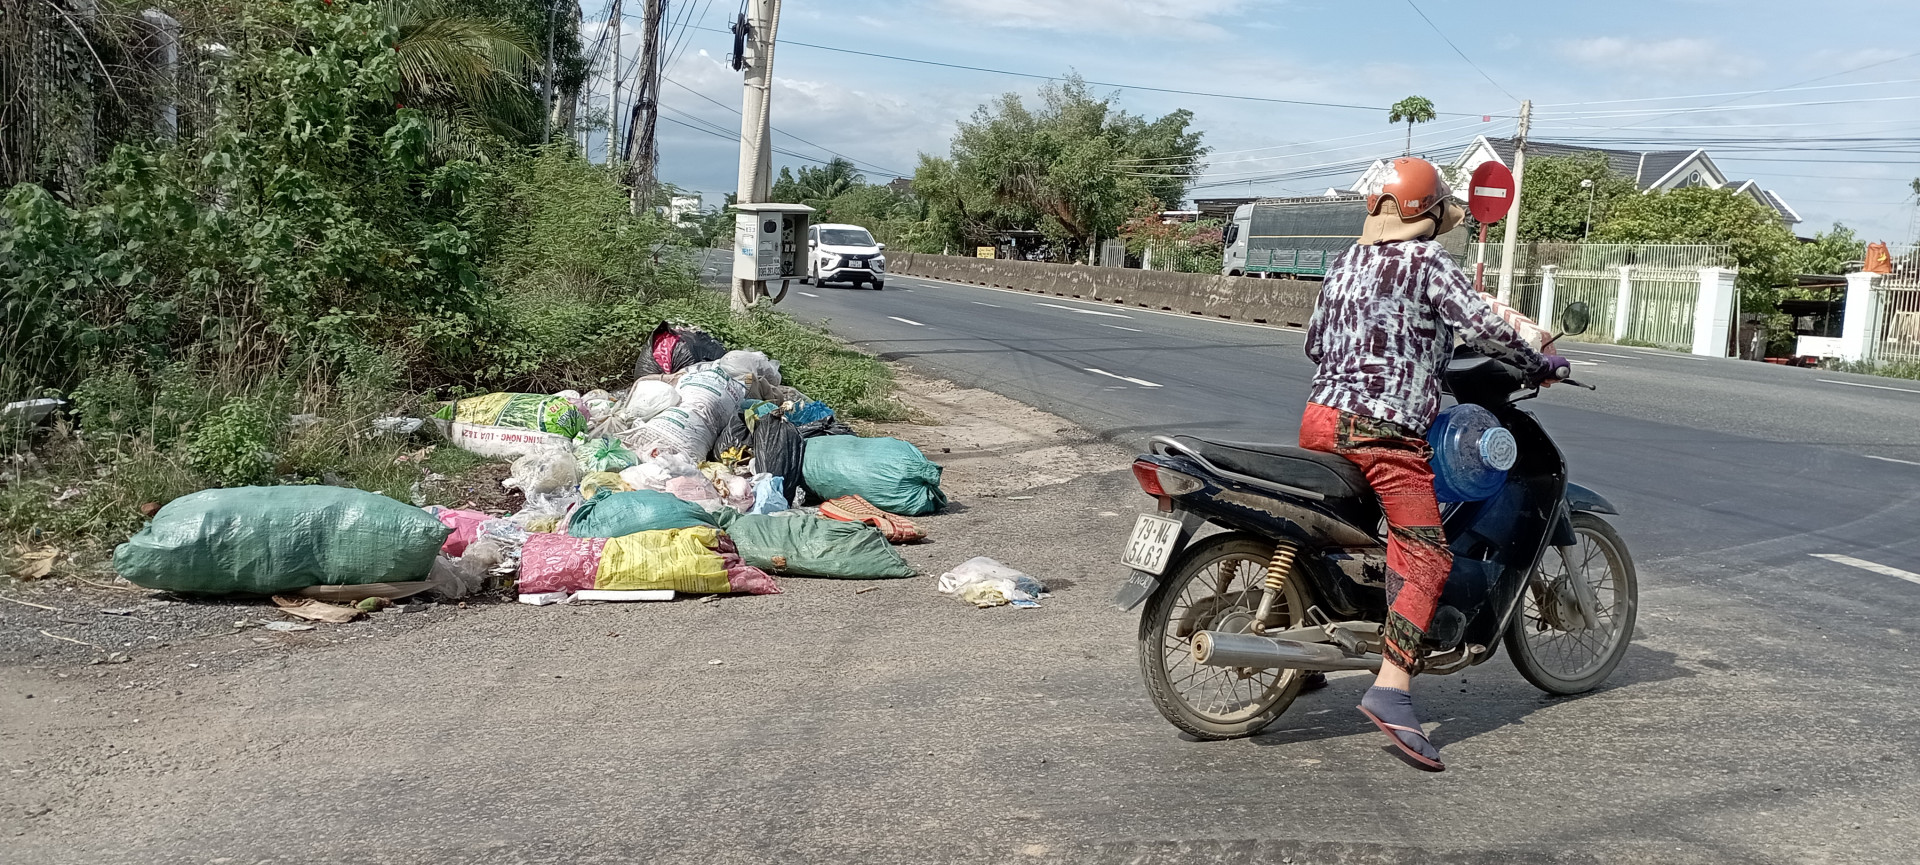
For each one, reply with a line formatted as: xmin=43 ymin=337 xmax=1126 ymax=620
xmin=805 ymin=223 xmax=887 ymax=290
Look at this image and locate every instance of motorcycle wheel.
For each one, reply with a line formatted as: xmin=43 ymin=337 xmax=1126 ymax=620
xmin=1505 ymin=512 xmax=1638 ymax=695
xmin=1138 ymin=533 xmax=1310 ymax=740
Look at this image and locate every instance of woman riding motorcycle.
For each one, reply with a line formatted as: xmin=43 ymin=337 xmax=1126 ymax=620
xmin=1300 ymin=156 xmax=1569 ymax=770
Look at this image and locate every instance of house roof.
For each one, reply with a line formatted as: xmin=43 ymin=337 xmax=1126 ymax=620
xmin=1477 ymin=138 xmax=1701 ymax=189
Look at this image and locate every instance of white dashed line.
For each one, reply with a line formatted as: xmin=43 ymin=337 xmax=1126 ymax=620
xmin=1084 ymin=368 xmax=1163 ymax=388
xmin=1570 ymin=359 xmax=1602 ymax=366
xmin=887 ymin=316 xmax=925 ymax=327
xmin=1820 ymin=379 xmax=1920 ymax=395
xmin=1036 ymin=302 xmax=1132 ymax=319
xmin=1866 ymin=455 xmax=1920 ymax=467
xmin=1101 ymin=324 xmax=1143 ymax=332
xmin=971 ymin=301 xmax=1002 ymax=308
xmin=1563 ymin=348 xmax=1635 ymax=360
xmin=1811 ymin=554 xmax=1920 ymax=588
xmin=798 ymin=291 xmax=819 ymax=298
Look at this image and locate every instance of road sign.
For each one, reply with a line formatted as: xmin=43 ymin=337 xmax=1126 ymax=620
xmin=1468 ymin=161 xmax=1515 ymax=224
xmin=976 ymin=246 xmax=995 ymax=259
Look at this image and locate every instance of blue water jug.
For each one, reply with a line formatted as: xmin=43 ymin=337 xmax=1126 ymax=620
xmin=1427 ymin=404 xmax=1517 ymax=502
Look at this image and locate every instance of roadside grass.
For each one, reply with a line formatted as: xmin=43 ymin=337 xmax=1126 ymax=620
xmin=1824 ymin=359 xmax=1920 ymax=381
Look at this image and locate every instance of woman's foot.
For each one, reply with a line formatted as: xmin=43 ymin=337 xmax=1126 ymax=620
xmin=1357 ymin=685 xmax=1444 ymax=771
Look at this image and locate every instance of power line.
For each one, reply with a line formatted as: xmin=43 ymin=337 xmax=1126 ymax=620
xmin=661 ymin=77 xmax=907 ymax=176
xmin=1117 ymin=116 xmax=1489 ymax=166
xmin=1402 ymin=0 xmax=1517 ymax=103
xmin=1535 ymin=77 xmax=1920 ymax=109
xmin=685 ymin=24 xmax=1508 ymax=117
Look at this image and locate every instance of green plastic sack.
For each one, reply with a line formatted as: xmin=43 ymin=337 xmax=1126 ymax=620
xmin=112 ymin=486 xmax=452 ymax=595
xmin=714 ymin=512 xmax=914 ymax=579
xmin=566 ymin=488 xmax=717 ymax=538
xmin=801 ymin=436 xmax=947 ymax=516
xmin=574 ymin=437 xmax=638 ymax=473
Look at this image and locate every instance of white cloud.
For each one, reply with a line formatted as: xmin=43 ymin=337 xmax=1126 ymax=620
xmin=929 ymin=0 xmax=1252 ymax=38
xmin=1557 ymin=37 xmax=1760 ymax=77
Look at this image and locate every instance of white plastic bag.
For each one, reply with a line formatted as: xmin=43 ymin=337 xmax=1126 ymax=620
xmin=717 ymin=350 xmax=782 ymax=388
xmin=622 ymin=380 xmax=681 ymax=421
xmin=502 ymin=447 xmax=581 ymax=498
xmin=937 ymin=557 xmax=1048 ymax=608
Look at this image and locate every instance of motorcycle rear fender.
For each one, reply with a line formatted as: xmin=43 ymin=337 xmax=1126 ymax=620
xmin=1548 ymin=483 xmax=1619 ymax=547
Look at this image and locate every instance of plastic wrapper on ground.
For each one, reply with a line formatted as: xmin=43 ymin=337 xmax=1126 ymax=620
xmin=937 ymin=556 xmax=1048 ymax=608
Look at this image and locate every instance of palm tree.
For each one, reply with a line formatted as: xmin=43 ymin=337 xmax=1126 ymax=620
xmin=384 ymin=0 xmax=540 ymax=157
xmin=795 ymin=158 xmax=863 ymax=206
xmin=1388 ymin=96 xmax=1437 ymax=156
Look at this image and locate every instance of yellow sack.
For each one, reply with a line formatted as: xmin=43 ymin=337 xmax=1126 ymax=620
xmin=596 ymin=526 xmax=731 ymax=593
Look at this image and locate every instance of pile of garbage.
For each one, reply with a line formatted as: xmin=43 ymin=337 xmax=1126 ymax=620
xmin=112 ymin=321 xmax=964 ymax=611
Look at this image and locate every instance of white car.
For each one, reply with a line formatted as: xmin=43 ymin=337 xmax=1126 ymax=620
xmin=804 ymin=223 xmax=887 ymax=290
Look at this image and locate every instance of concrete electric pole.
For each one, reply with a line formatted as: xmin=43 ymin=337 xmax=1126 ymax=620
xmin=732 ymin=0 xmax=782 ymax=314
xmin=606 ymin=0 xmax=622 ymax=166
xmin=624 ymin=0 xmax=664 ymax=214
xmin=1495 ymin=99 xmax=1531 ymax=303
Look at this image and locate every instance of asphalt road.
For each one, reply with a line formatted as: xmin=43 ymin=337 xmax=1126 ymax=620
xmin=785 ymin=271 xmax=1920 ymax=581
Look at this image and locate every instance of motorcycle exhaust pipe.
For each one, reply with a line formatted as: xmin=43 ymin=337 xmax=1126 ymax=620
xmin=1191 ymin=630 xmax=1382 ymax=672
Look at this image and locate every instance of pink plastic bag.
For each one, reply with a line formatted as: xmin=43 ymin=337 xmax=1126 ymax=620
xmin=517 ymin=534 xmax=607 ymax=593
xmin=428 ymin=507 xmax=494 ymax=557
xmin=715 ymin=537 xmax=781 ymax=595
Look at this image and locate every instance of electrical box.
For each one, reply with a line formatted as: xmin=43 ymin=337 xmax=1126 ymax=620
xmin=732 ymin=202 xmax=814 ymax=281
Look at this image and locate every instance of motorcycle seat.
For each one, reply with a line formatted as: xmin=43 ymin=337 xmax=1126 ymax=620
xmin=1174 ymin=437 xmax=1376 ymax=502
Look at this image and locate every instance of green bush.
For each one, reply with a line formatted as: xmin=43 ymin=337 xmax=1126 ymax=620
xmin=188 ymin=397 xmax=282 ymax=487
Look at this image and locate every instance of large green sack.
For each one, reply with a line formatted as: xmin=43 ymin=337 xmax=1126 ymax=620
xmin=113 ymin=486 xmax=452 ymax=595
xmin=567 ymin=488 xmax=717 ymax=538
xmin=801 ymin=436 xmax=947 ymax=516
xmin=714 ymin=512 xmax=914 ymax=579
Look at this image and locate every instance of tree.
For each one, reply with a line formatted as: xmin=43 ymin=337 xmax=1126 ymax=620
xmin=1787 ymin=223 xmax=1863 ymax=278
xmin=912 ymin=75 xmax=1205 ymax=261
xmin=1509 ymin=154 xmax=1638 ymax=242
xmin=385 ymin=0 xmax=542 ymax=156
xmin=1596 ymin=186 xmax=1799 ymax=351
xmin=771 ymin=158 xmax=863 ymax=210
xmin=1388 ymin=96 xmax=1436 ymax=156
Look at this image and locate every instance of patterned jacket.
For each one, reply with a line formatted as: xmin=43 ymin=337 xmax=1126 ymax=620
xmin=1305 ymin=240 xmax=1550 ymax=433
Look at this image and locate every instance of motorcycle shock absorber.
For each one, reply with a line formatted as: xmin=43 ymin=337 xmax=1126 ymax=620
xmin=1250 ymin=540 xmax=1300 ymax=633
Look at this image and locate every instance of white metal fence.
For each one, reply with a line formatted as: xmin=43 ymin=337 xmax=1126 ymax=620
xmin=1469 ymin=243 xmax=1735 ymax=351
xmin=1870 ymin=245 xmax=1920 ymax=366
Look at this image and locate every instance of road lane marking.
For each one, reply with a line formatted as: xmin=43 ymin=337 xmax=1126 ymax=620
xmin=887 ymin=316 xmax=925 ymax=326
xmin=798 ymin=291 xmax=819 ymax=298
xmin=1811 ymin=554 xmax=1920 ymax=588
xmin=1570 ymin=359 xmax=1602 ymax=366
xmin=1101 ymin=324 xmax=1143 ymax=332
xmin=1564 ymin=349 xmax=1635 ymax=360
xmin=1084 ymin=368 xmax=1162 ymax=388
xmin=1866 ymin=455 xmax=1920 ymax=467
xmin=1036 ymin=302 xmax=1132 ymax=319
xmin=971 ymin=301 xmax=1002 ymax=308
xmin=1820 ymin=379 xmax=1920 ymax=395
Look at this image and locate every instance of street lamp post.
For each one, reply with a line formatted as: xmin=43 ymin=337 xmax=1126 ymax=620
xmin=1580 ymin=178 xmax=1596 ymax=241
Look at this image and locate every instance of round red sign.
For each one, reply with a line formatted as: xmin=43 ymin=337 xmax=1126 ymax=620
xmin=1467 ymin=161 xmax=1516 ymax=224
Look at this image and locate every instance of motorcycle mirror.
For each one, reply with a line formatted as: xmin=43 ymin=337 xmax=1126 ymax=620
xmin=1560 ymin=301 xmax=1592 ymax=336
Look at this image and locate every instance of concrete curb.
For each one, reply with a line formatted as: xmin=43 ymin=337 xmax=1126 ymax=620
xmin=889 ymin=253 xmax=1323 ymax=328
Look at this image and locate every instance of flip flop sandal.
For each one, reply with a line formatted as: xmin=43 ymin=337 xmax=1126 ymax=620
xmin=819 ymin=495 xmax=926 ymax=543
xmin=1357 ymin=705 xmax=1446 ymax=772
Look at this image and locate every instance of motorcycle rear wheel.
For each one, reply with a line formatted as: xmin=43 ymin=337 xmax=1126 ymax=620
xmin=1505 ymin=512 xmax=1637 ymax=695
xmin=1138 ymin=533 xmax=1310 ymax=740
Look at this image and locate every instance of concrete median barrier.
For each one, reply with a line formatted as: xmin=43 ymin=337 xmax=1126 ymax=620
xmin=888 ymin=253 xmax=1322 ymax=328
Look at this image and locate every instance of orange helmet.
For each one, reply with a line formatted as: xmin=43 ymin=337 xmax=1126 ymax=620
xmin=1362 ymin=157 xmax=1453 ymax=222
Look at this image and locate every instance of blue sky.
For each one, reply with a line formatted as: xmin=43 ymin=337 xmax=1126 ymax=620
xmin=582 ymin=0 xmax=1920 ymax=243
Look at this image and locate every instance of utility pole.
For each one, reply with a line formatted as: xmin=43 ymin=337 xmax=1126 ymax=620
xmin=624 ymin=0 xmax=664 ymax=213
xmin=732 ymin=0 xmax=782 ymax=313
xmin=1495 ymin=99 xmax=1530 ymax=302
xmin=606 ymin=0 xmax=622 ymax=166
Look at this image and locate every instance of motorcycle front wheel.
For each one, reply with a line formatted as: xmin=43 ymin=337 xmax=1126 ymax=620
xmin=1138 ymin=533 xmax=1310 ymax=740
xmin=1505 ymin=512 xmax=1638 ymax=695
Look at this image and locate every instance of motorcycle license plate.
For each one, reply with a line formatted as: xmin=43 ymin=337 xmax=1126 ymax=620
xmin=1121 ymin=513 xmax=1183 ymax=575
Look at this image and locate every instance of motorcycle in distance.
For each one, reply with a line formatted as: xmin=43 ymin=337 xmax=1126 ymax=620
xmin=1114 ymin=302 xmax=1637 ymax=740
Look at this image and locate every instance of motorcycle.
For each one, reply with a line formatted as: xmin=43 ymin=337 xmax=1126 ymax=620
xmin=1114 ymin=302 xmax=1637 ymax=740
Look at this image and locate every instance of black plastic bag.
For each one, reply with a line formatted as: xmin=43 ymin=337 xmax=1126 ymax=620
xmin=748 ymin=414 xmax=806 ymax=506
xmin=793 ymin=417 xmax=855 ymax=438
xmin=632 ymin=321 xmax=728 ymax=377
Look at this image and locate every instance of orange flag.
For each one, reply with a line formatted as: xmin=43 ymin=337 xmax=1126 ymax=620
xmin=1864 ymin=242 xmax=1893 ymax=275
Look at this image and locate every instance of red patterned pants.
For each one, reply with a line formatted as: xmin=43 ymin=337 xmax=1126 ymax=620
xmin=1299 ymin=402 xmax=1453 ymax=673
